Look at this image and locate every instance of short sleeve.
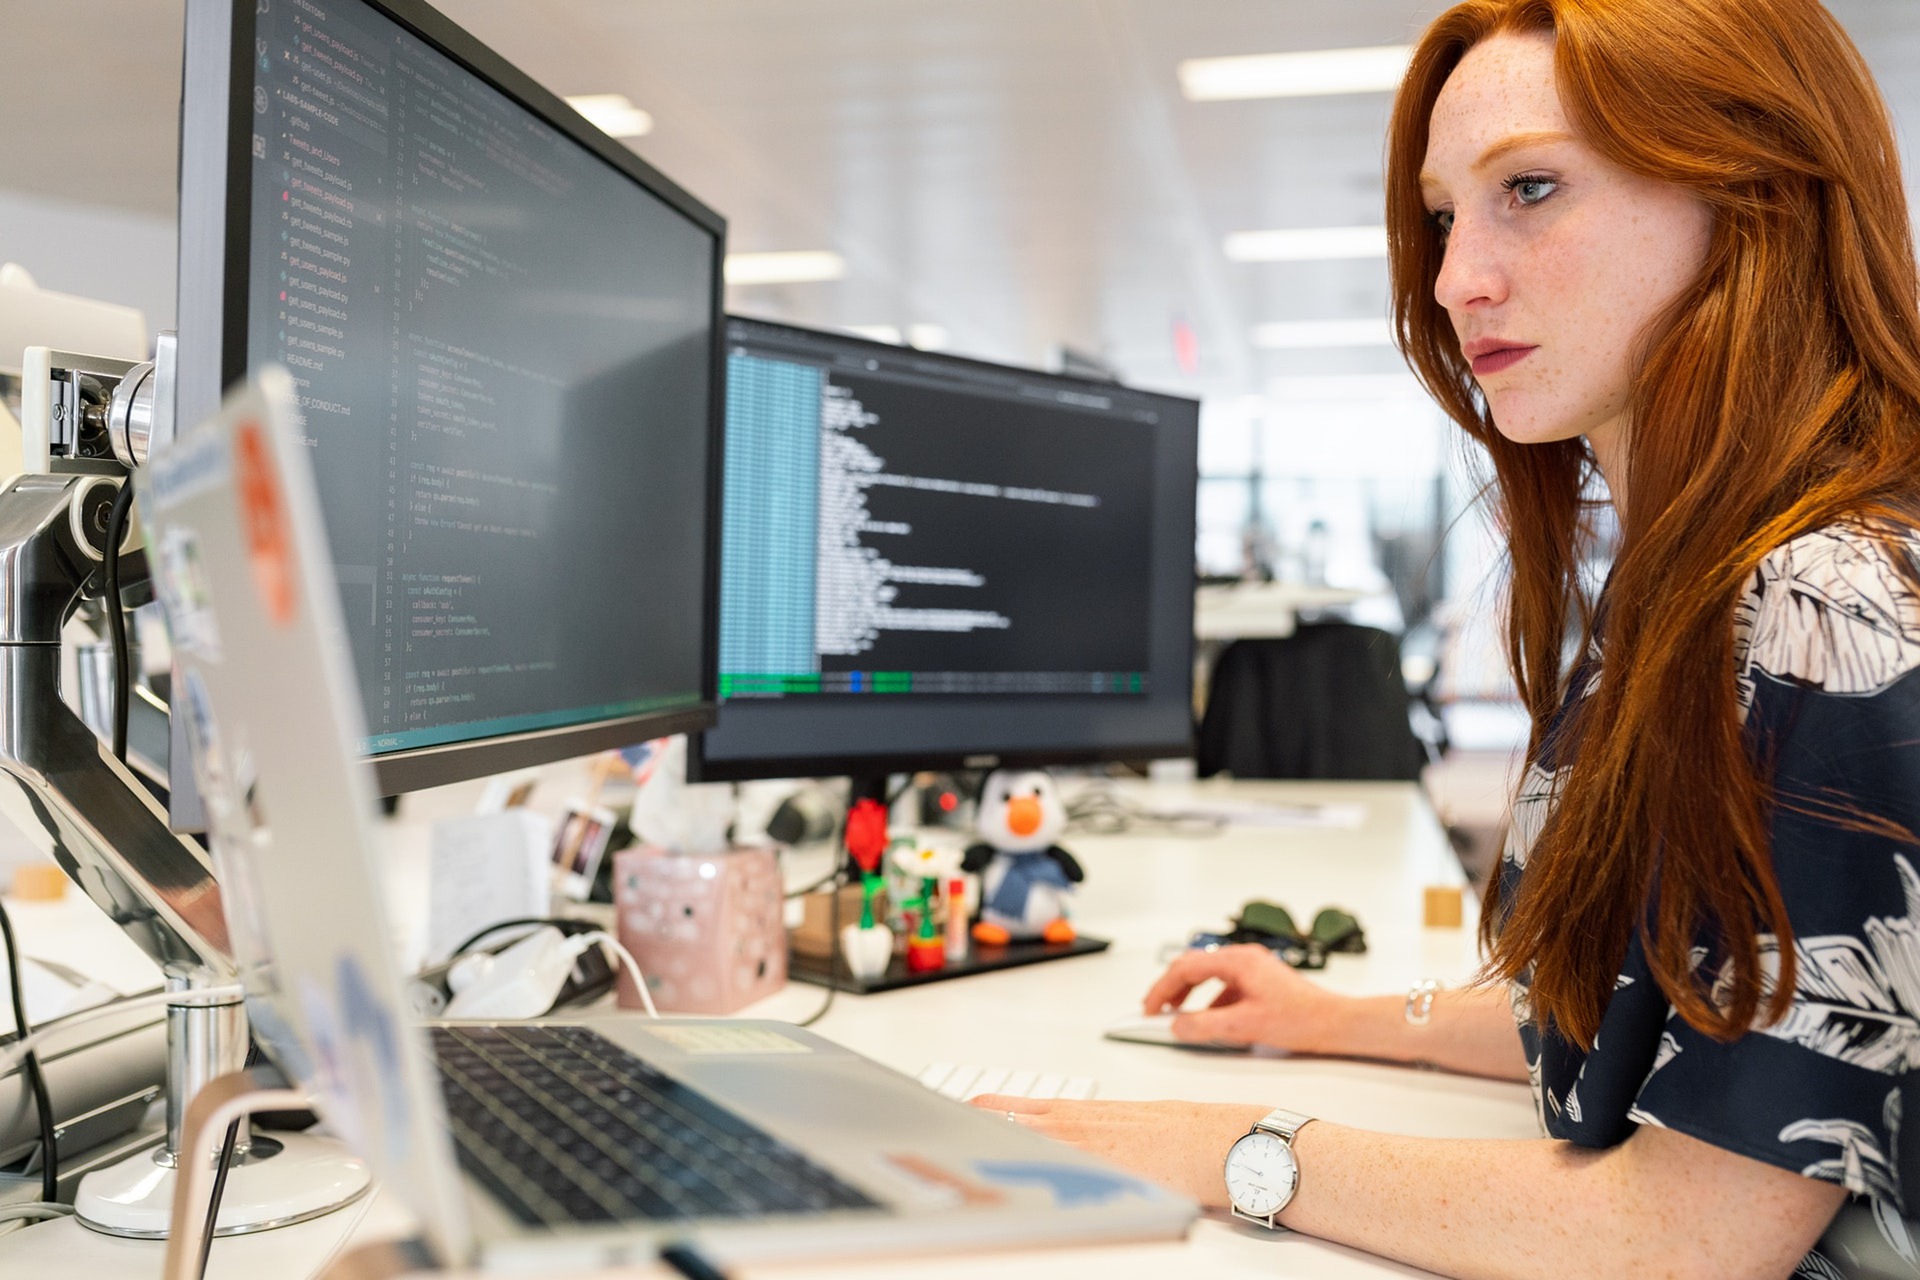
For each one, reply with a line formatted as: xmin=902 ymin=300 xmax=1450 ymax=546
xmin=1625 ymin=529 xmax=1920 ymax=1208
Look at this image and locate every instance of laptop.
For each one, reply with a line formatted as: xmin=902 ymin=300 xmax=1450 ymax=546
xmin=138 ymin=366 xmax=1197 ymax=1270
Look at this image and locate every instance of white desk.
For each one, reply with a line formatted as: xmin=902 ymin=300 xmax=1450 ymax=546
xmin=0 ymin=779 xmax=1536 ymax=1279
xmin=1194 ymin=582 xmax=1370 ymax=642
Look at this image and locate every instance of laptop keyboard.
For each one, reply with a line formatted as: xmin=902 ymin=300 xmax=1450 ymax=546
xmin=431 ymin=1024 xmax=881 ymax=1227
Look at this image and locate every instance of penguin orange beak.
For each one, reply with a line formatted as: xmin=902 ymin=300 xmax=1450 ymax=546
xmin=1006 ymin=795 xmax=1042 ymax=837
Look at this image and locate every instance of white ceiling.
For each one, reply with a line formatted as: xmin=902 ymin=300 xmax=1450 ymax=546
xmin=5 ymin=0 xmax=1920 ymax=403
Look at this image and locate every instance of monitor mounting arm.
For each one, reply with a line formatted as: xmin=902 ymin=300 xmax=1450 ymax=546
xmin=0 ymin=334 xmax=232 ymax=984
xmin=0 ymin=346 xmax=315 ymax=1236
xmin=0 ymin=468 xmax=233 ymax=980
xmin=0 ymin=468 xmax=265 ymax=1218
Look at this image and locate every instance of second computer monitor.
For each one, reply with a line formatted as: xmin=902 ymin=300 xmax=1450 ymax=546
xmin=174 ymin=0 xmax=725 ymax=812
xmin=693 ymin=318 xmax=1198 ymax=782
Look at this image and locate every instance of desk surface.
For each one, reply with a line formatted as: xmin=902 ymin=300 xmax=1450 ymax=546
xmin=1 ymin=778 xmax=1536 ymax=1279
xmin=1194 ymin=581 xmax=1371 ymax=640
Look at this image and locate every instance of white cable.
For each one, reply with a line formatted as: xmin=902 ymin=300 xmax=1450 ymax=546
xmin=1 ymin=983 xmax=246 ymax=1076
xmin=0 ymin=1202 xmax=75 ymax=1223
xmin=576 ymin=931 xmax=659 ymax=1019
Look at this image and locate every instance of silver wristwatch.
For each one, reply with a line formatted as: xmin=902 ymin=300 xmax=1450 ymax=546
xmin=1223 ymin=1107 xmax=1314 ymax=1229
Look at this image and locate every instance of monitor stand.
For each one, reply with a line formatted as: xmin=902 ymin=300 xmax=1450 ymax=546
xmin=0 ymin=470 xmax=368 ymax=1235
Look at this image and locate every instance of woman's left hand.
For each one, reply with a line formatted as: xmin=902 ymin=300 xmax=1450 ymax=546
xmin=970 ymin=1094 xmax=1269 ymax=1209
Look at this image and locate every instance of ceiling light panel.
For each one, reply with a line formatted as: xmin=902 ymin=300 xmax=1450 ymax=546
xmin=1251 ymin=318 xmax=1394 ymax=349
xmin=723 ymin=251 xmax=847 ymax=285
xmin=563 ymin=93 xmax=654 ymax=138
xmin=1178 ymin=45 xmax=1412 ymax=101
xmin=1225 ymin=225 xmax=1388 ymax=262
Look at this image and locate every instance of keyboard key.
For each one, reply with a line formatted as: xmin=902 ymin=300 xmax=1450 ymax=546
xmin=968 ymin=1067 xmax=1010 ymax=1100
xmin=936 ymin=1064 xmax=980 ymax=1100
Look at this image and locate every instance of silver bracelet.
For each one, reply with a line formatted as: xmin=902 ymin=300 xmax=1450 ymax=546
xmin=1405 ymin=978 xmax=1440 ymax=1026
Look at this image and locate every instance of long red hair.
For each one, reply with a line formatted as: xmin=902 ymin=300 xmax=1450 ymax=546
xmin=1387 ymin=0 xmax=1920 ymax=1047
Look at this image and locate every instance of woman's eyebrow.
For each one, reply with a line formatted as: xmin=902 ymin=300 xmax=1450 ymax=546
xmin=1419 ymin=128 xmax=1576 ymax=196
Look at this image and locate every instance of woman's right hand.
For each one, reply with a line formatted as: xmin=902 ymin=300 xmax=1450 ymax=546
xmin=1142 ymin=943 xmax=1350 ymax=1054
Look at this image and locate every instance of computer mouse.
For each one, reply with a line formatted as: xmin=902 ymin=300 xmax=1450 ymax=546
xmin=1101 ymin=1011 xmax=1251 ymax=1052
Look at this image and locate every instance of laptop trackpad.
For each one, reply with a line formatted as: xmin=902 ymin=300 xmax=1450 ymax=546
xmin=690 ymin=1058 xmax=975 ymax=1136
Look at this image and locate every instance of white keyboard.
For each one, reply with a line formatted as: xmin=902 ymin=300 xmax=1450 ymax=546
xmin=916 ymin=1062 xmax=1098 ymax=1101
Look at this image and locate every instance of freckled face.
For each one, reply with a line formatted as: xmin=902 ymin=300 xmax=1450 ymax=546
xmin=1420 ymin=32 xmax=1713 ymax=461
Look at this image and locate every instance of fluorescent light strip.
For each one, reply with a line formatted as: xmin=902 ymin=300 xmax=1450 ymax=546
xmin=1251 ymin=318 xmax=1394 ymax=349
xmin=564 ymin=93 xmax=654 ymax=138
xmin=1225 ymin=226 xmax=1387 ymax=262
xmin=724 ymin=251 xmax=847 ymax=285
xmin=844 ymin=323 xmax=950 ymax=350
xmin=1269 ymin=373 xmax=1425 ymax=401
xmin=1179 ymin=45 xmax=1412 ymax=101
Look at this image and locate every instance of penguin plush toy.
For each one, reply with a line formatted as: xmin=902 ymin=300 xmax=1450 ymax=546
xmin=963 ymin=769 xmax=1084 ymax=945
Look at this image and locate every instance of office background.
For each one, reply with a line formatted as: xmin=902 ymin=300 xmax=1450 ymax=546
xmin=3 ymin=0 xmax=1916 ymax=731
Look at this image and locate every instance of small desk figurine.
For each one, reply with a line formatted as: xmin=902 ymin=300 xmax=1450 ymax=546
xmin=963 ymin=769 xmax=1083 ymax=945
xmin=839 ymin=873 xmax=892 ymax=982
xmin=890 ymin=841 xmax=965 ymax=972
xmin=838 ymin=798 xmax=894 ymax=981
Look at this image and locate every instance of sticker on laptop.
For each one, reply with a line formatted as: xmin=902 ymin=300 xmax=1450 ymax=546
xmin=233 ymin=415 xmax=299 ymax=627
xmin=152 ymin=527 xmax=223 ymax=661
xmin=297 ymin=953 xmax=413 ymax=1171
xmin=970 ymin=1161 xmax=1165 ymax=1207
xmin=642 ymin=1025 xmax=812 ymax=1056
xmin=144 ymin=419 xmax=231 ymax=510
xmin=879 ymin=1153 xmax=1006 ymax=1209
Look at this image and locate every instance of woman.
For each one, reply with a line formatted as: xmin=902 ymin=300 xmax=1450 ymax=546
xmin=976 ymin=0 xmax=1920 ymax=1274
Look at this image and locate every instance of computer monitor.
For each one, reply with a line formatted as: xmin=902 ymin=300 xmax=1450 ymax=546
xmin=690 ymin=317 xmax=1199 ymax=792
xmin=172 ymin=0 xmax=725 ymax=825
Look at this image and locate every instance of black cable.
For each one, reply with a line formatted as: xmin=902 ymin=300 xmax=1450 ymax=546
xmin=0 ymin=897 xmax=58 ymax=1202
xmin=102 ymin=479 xmax=136 ymax=763
xmin=659 ymin=1242 xmax=733 ymax=1280
xmin=196 ymin=1118 xmax=242 ymax=1280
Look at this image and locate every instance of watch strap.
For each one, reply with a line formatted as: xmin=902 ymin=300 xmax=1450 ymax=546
xmin=1252 ymin=1106 xmax=1314 ymax=1145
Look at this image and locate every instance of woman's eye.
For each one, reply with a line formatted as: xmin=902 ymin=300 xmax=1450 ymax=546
xmin=1431 ymin=209 xmax=1455 ymax=236
xmin=1504 ymin=175 xmax=1557 ymax=206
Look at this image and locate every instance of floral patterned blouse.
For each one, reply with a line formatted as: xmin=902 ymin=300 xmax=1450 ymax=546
xmin=1499 ymin=525 xmax=1920 ymax=1278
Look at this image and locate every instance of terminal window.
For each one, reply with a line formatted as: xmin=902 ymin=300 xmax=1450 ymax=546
xmin=720 ymin=328 xmax=1158 ymax=700
xmin=247 ymin=0 xmax=713 ymax=755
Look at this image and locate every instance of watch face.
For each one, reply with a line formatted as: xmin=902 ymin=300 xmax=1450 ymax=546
xmin=1225 ymin=1131 xmax=1297 ymax=1218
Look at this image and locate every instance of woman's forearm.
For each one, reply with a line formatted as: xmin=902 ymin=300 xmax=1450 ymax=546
xmin=1310 ymin=986 xmax=1529 ymax=1082
xmin=1278 ymin=1121 xmax=1843 ymax=1280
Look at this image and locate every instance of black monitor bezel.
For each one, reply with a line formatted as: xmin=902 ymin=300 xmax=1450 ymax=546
xmin=688 ymin=316 xmax=1198 ymax=784
xmin=174 ymin=0 xmax=726 ymax=808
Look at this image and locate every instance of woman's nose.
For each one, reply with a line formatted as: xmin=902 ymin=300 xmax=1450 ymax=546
xmin=1433 ymin=216 xmax=1507 ymax=314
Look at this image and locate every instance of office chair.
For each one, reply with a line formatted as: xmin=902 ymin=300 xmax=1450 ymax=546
xmin=1197 ymin=622 xmax=1428 ymax=782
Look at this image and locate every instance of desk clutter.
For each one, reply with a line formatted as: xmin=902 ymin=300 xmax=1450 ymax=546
xmin=612 ymin=845 xmax=786 ymax=1015
xmin=783 ymin=768 xmax=1113 ymax=993
xmin=1188 ymin=900 xmax=1370 ymax=970
xmin=417 ymin=756 xmax=1132 ymax=1013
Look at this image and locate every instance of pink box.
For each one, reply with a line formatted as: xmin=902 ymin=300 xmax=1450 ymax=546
xmin=612 ymin=845 xmax=787 ymax=1014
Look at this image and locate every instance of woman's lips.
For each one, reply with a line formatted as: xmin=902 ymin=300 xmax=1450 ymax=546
xmin=1471 ymin=345 xmax=1536 ymax=376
